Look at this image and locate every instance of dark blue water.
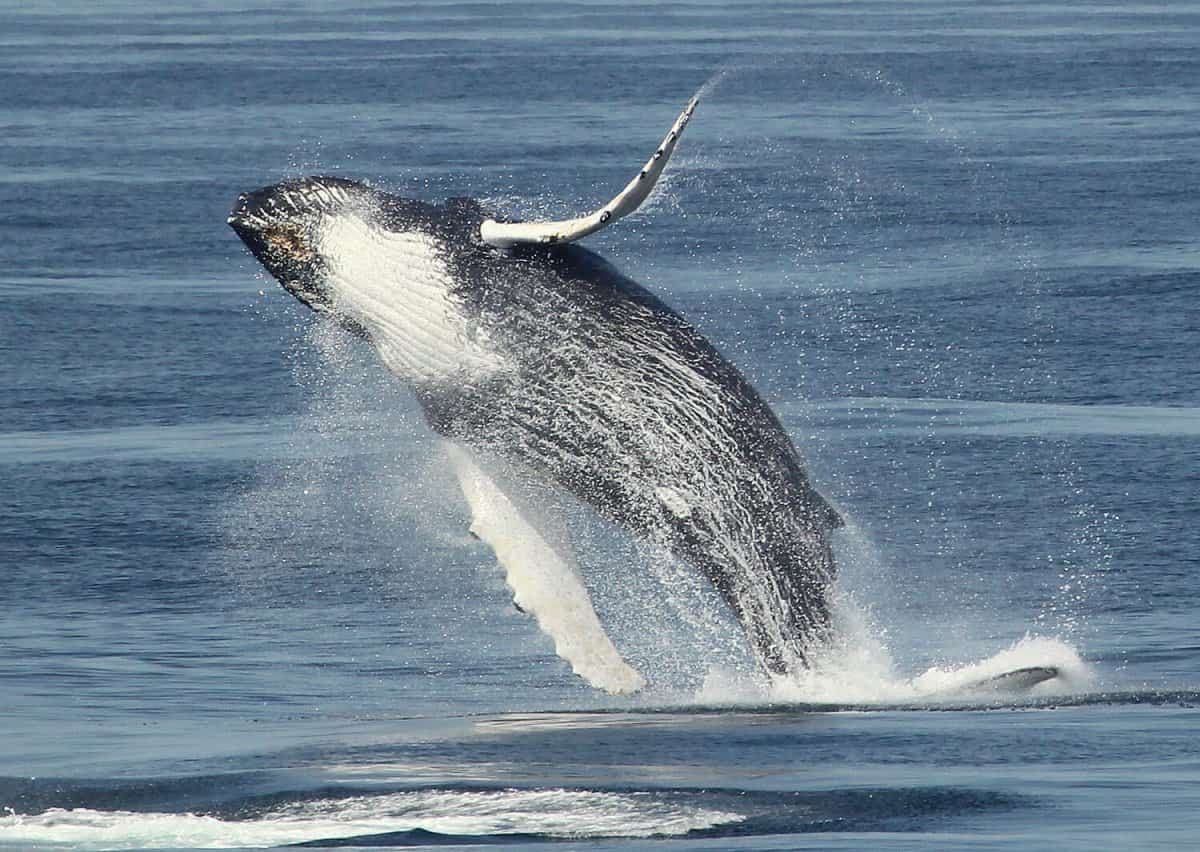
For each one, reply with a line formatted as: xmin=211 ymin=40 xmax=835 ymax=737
xmin=3 ymin=2 xmax=1199 ymax=849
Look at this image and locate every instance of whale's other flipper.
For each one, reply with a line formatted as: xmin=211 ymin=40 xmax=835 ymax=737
xmin=445 ymin=443 xmax=645 ymax=694
xmin=962 ymin=665 xmax=1060 ymax=693
xmin=935 ymin=665 xmax=1062 ymax=698
xmin=479 ymin=97 xmax=698 ymax=248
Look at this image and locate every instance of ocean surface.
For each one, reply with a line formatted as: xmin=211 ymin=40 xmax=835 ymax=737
xmin=2 ymin=1 xmax=1199 ymax=849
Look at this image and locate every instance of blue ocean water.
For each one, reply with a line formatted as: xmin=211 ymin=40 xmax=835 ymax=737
xmin=2 ymin=1 xmax=1199 ymax=849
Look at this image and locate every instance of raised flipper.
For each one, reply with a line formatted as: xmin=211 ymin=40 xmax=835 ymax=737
xmin=479 ymin=97 xmax=698 ymax=248
xmin=445 ymin=443 xmax=645 ymax=694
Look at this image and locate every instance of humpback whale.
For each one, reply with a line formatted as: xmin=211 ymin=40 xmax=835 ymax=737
xmin=229 ymin=98 xmax=842 ymax=693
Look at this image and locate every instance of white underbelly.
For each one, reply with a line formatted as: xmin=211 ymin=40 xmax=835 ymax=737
xmin=317 ymin=213 xmax=504 ymax=383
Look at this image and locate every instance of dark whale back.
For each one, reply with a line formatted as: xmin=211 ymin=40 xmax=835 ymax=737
xmin=419 ymin=236 xmax=841 ymax=672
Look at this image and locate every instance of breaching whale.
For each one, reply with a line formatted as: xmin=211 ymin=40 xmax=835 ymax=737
xmin=229 ymin=98 xmax=843 ymax=693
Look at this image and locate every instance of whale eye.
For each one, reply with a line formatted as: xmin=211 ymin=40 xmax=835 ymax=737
xmin=263 ymin=223 xmax=313 ymax=261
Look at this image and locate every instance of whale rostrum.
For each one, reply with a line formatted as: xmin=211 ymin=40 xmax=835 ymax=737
xmin=479 ymin=97 xmax=698 ymax=248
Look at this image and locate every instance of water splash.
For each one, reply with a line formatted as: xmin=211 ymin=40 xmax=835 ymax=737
xmin=694 ymin=65 xmax=734 ymax=103
xmin=694 ymin=624 xmax=1091 ymax=707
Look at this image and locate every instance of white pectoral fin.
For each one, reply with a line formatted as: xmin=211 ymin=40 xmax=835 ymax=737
xmin=479 ymin=97 xmax=698 ymax=248
xmin=446 ymin=443 xmax=645 ymax=694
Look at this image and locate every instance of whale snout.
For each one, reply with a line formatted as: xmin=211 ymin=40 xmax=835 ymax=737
xmin=228 ymin=175 xmax=362 ymax=233
xmin=227 ymin=184 xmax=326 ymax=269
xmin=227 ymin=184 xmax=314 ymax=297
xmin=227 ymin=186 xmax=283 ymax=235
xmin=227 ymin=193 xmax=252 ymax=228
xmin=227 ymin=190 xmax=275 ymax=263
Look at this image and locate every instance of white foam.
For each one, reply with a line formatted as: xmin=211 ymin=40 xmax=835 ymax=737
xmin=907 ymin=635 xmax=1092 ymax=698
xmin=0 ymin=789 xmax=743 ymax=850
xmin=769 ymin=632 xmax=1090 ymax=705
xmin=692 ymin=589 xmax=1092 ymax=706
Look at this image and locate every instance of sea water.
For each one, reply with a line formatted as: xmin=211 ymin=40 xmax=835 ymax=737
xmin=2 ymin=2 xmax=1199 ymax=849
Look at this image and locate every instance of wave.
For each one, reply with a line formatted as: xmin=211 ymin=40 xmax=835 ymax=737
xmin=782 ymin=396 xmax=1200 ymax=439
xmin=0 ymin=419 xmax=298 ymax=465
xmin=7 ymin=395 xmax=1191 ymax=467
xmin=0 ymin=782 xmax=1043 ymax=849
xmin=0 ymin=787 xmax=740 ymax=850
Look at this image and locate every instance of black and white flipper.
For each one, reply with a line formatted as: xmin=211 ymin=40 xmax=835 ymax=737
xmin=479 ymin=97 xmax=698 ymax=248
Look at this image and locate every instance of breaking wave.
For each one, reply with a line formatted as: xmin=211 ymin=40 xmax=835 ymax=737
xmin=0 ymin=788 xmax=742 ymax=850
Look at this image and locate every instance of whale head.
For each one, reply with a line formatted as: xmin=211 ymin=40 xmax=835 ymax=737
xmin=229 ymin=176 xmax=503 ymax=383
xmin=228 ymin=176 xmax=378 ymax=317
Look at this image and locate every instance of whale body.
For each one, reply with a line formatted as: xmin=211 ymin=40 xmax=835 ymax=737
xmin=229 ymin=174 xmax=841 ymax=691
